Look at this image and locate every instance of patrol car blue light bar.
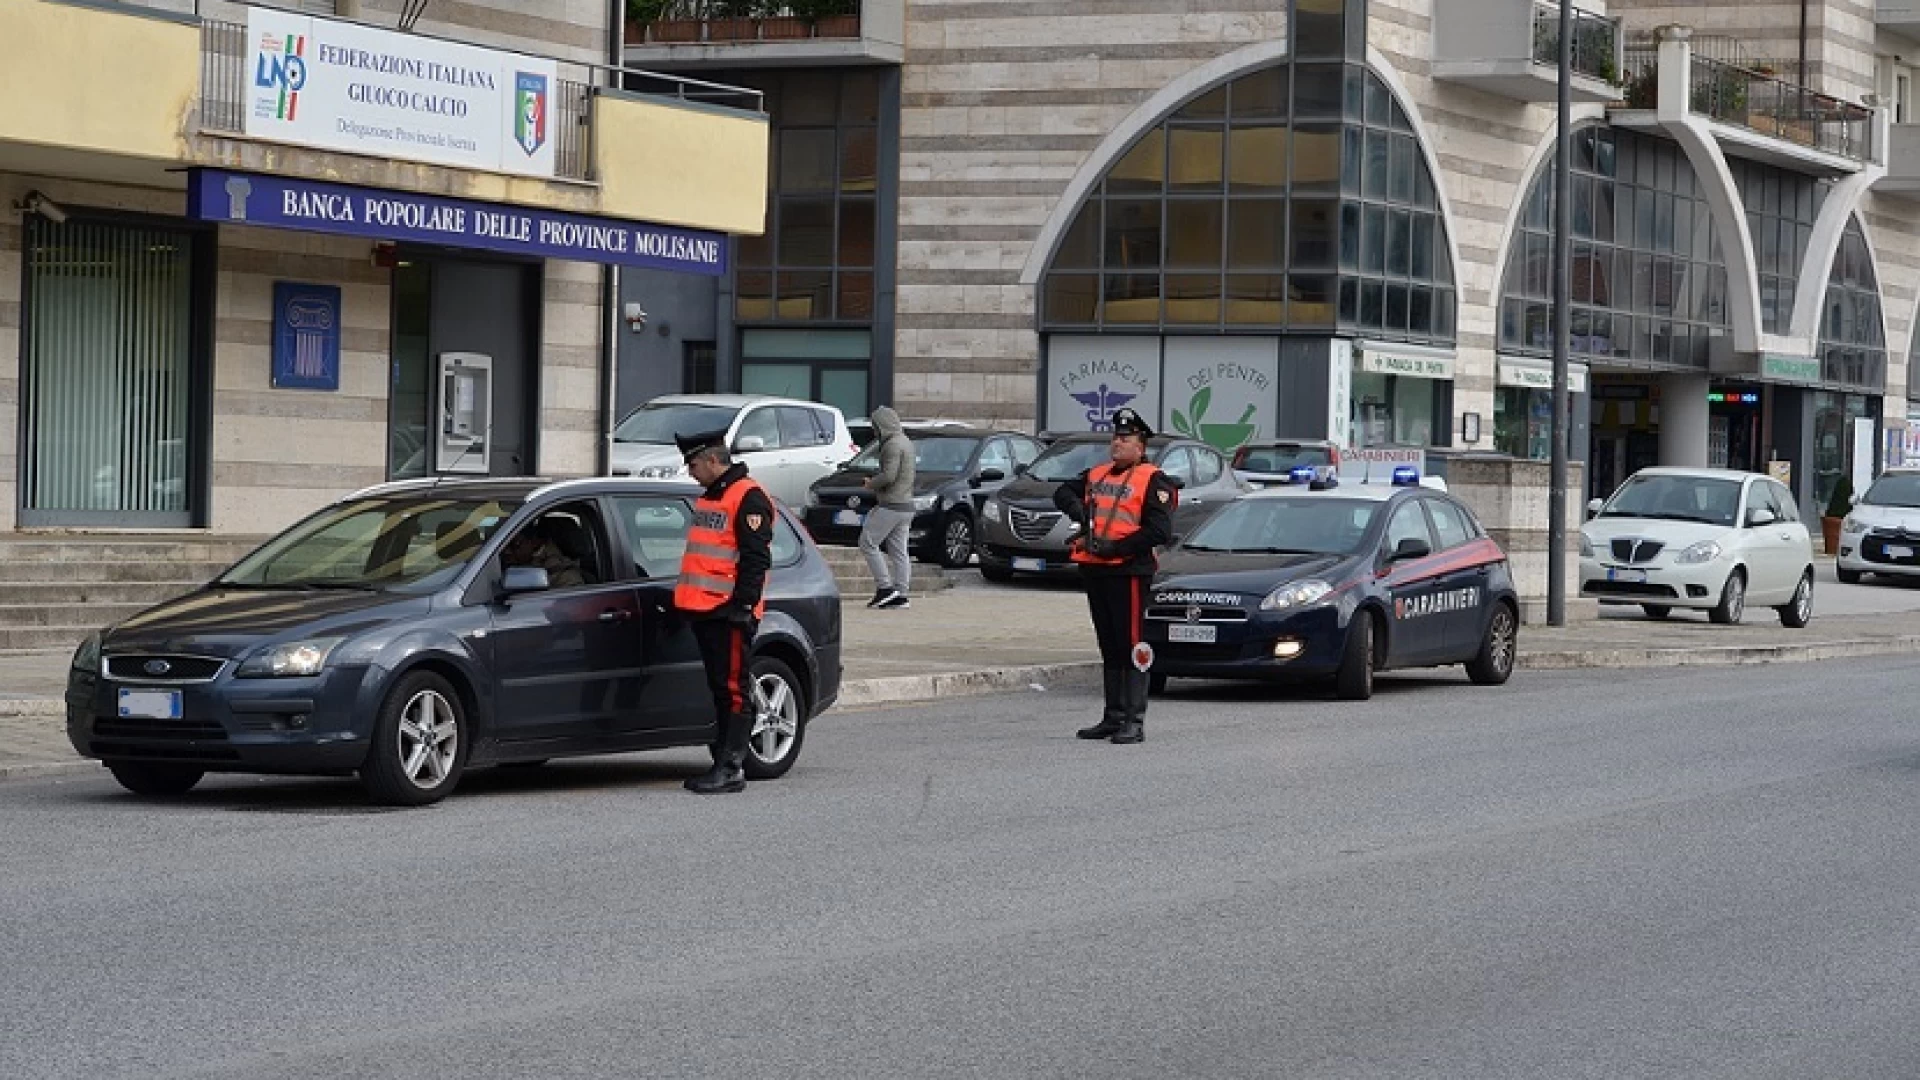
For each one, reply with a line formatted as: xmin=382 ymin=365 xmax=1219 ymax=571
xmin=1288 ymin=465 xmax=1316 ymax=485
xmin=1391 ymin=466 xmax=1420 ymax=486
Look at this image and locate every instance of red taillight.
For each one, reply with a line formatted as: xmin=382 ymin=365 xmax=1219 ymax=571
xmin=1232 ymin=447 xmax=1248 ymax=467
xmin=1329 ymin=445 xmax=1341 ymax=466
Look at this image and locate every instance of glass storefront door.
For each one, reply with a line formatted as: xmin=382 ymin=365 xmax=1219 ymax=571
xmin=21 ymin=217 xmax=206 ymax=527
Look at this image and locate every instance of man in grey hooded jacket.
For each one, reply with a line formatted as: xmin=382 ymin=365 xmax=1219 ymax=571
xmin=860 ymin=406 xmax=916 ymax=609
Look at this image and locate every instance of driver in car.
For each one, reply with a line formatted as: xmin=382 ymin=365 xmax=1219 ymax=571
xmin=501 ymin=523 xmax=585 ymax=589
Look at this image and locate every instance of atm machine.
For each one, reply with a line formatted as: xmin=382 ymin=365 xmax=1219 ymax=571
xmin=434 ymin=352 xmax=493 ymax=474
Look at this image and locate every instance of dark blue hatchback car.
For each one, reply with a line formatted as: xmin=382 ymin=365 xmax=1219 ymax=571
xmin=1144 ymin=479 xmax=1518 ymax=700
xmin=66 ymin=477 xmax=842 ymax=805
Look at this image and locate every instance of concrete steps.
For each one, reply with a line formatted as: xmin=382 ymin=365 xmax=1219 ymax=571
xmin=0 ymin=533 xmax=265 ymax=655
xmin=816 ymin=545 xmax=957 ymax=599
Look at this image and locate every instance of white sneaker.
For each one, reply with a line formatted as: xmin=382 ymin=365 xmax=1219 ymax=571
xmin=878 ymin=591 xmax=910 ymax=609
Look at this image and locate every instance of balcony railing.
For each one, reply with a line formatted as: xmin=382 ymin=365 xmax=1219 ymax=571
xmin=626 ymin=0 xmax=862 ymax=44
xmin=1530 ymin=4 xmax=1620 ymax=86
xmin=1616 ymin=46 xmax=1875 ymax=162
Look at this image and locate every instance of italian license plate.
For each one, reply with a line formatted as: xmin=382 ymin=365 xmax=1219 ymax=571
xmin=1606 ymin=567 xmax=1648 ymax=584
xmin=117 ymin=689 xmax=182 ymax=720
xmin=1012 ymin=557 xmax=1046 ymax=573
xmin=833 ymin=509 xmax=864 ymax=527
xmin=1168 ymin=624 xmax=1216 ymax=644
xmin=1887 ymin=545 xmax=1914 ymax=559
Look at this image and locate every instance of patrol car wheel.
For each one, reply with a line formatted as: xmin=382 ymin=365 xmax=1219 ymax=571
xmin=1466 ymin=602 xmax=1517 ymax=686
xmin=743 ymin=655 xmax=806 ymax=780
xmin=1334 ymin=612 xmax=1375 ymax=701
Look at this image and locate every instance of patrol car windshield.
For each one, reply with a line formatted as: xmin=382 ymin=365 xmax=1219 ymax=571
xmin=613 ymin=403 xmax=741 ymax=445
xmin=1598 ymin=474 xmax=1741 ymax=527
xmin=845 ymin=436 xmax=983 ymax=474
xmin=1861 ymin=473 xmax=1920 ymax=509
xmin=1029 ymin=439 xmax=1130 ymax=482
xmin=216 ymin=497 xmax=519 ymax=594
xmin=1182 ymin=497 xmax=1383 ymax=555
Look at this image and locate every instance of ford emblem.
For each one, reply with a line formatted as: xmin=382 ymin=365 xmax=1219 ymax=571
xmin=143 ymin=659 xmax=171 ymax=676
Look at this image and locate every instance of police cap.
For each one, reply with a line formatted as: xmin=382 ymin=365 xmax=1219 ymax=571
xmin=1110 ymin=408 xmax=1154 ymax=439
xmin=674 ymin=427 xmax=729 ymax=463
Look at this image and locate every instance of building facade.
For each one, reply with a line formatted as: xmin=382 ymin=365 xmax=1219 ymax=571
xmin=3 ymin=0 xmax=766 ymax=537
xmin=627 ymin=0 xmax=1920 ymax=521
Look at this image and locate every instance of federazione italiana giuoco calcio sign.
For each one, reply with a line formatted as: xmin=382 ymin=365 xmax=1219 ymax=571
xmin=246 ymin=8 xmax=560 ymax=178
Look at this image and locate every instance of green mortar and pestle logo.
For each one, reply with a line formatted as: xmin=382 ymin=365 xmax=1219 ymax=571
xmin=1170 ymin=387 xmax=1257 ymax=451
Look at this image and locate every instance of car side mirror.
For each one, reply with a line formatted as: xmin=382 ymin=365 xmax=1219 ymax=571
xmin=1167 ymin=476 xmax=1187 ymax=490
xmin=1586 ymin=497 xmax=1604 ymax=519
xmin=1013 ymin=462 xmax=1029 ymax=476
xmin=1390 ymin=537 xmax=1431 ymax=562
xmin=1850 ymin=492 xmax=1860 ymax=507
xmin=734 ymin=435 xmax=767 ymax=453
xmin=500 ymin=566 xmax=550 ymax=595
xmin=976 ymin=468 xmax=1006 ymax=484
xmin=1745 ymin=507 xmax=1776 ymax=527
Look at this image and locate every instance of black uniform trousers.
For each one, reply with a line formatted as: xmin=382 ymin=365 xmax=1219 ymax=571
xmin=1083 ymin=572 xmax=1150 ymax=725
xmin=691 ymin=615 xmax=757 ymax=764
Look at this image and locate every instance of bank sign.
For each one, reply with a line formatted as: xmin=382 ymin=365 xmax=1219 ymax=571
xmin=189 ymin=170 xmax=727 ymax=276
xmin=245 ymin=9 xmax=559 ymax=178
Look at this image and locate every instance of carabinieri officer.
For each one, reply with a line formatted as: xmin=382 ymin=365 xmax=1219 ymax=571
xmin=673 ymin=428 xmax=776 ymax=793
xmin=1053 ymin=408 xmax=1177 ymax=744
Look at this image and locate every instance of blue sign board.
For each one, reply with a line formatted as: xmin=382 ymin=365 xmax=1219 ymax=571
xmin=272 ymin=282 xmax=342 ymax=391
xmin=188 ymin=169 xmax=728 ymax=277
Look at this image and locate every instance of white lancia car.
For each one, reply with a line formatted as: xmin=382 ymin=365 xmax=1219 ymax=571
xmin=1580 ymin=467 xmax=1814 ymax=626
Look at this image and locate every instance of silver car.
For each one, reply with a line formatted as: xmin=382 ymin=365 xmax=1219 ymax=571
xmin=976 ymin=434 xmax=1248 ymax=581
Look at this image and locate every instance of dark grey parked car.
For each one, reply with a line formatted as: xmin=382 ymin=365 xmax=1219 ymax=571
xmin=975 ymin=433 xmax=1248 ymax=581
xmin=66 ymin=477 xmax=842 ymax=806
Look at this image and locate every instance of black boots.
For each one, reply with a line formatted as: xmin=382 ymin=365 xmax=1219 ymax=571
xmin=1110 ymin=669 xmax=1149 ymax=744
xmin=1079 ymin=668 xmax=1146 ymax=743
xmin=686 ymin=712 xmax=750 ymax=793
xmin=1077 ymin=670 xmax=1127 ymax=739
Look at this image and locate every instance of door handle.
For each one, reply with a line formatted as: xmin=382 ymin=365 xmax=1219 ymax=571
xmin=598 ymin=608 xmax=634 ymax=623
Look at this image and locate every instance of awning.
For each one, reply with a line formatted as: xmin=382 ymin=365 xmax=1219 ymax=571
xmin=186 ymin=168 xmax=727 ymax=276
xmin=1497 ymin=355 xmax=1589 ymax=394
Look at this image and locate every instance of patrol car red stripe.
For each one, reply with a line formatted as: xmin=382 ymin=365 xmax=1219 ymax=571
xmin=1383 ymin=537 xmax=1506 ymax=588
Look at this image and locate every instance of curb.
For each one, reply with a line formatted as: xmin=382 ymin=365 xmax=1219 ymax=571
xmin=0 ymin=759 xmax=98 ymax=782
xmin=835 ymin=662 xmax=1102 ymax=709
xmin=1518 ymin=635 xmax=1920 ymax=670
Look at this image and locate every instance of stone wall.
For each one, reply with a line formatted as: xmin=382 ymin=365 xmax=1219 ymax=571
xmin=1448 ymin=455 xmax=1596 ymax=624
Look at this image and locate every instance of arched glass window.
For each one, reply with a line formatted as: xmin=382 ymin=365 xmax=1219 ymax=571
xmin=1728 ymin=159 xmax=1825 ymax=336
xmin=1819 ymin=217 xmax=1886 ymax=393
xmin=1498 ymin=125 xmax=1727 ymax=369
xmin=1040 ymin=63 xmax=1456 ymax=345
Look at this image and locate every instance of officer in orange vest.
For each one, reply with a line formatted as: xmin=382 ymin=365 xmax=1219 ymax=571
xmin=673 ymin=428 xmax=776 ymax=793
xmin=1053 ymin=408 xmax=1177 ymax=744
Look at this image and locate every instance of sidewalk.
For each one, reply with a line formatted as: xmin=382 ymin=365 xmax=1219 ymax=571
xmin=6 ymin=579 xmax=1918 ymax=779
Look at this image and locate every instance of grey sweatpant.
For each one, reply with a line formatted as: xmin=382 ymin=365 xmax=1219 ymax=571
xmin=859 ymin=505 xmax=914 ymax=593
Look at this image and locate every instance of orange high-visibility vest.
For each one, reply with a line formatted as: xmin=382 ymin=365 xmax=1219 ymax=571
xmin=674 ymin=478 xmax=768 ymax=618
xmin=1071 ymin=461 xmax=1162 ymax=566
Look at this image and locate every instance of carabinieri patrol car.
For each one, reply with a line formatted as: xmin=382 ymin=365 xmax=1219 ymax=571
xmin=1143 ymin=467 xmax=1518 ymax=700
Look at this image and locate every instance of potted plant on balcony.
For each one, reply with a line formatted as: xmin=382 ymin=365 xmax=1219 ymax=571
xmin=707 ymin=0 xmax=761 ymax=40
xmin=1621 ymin=65 xmax=1658 ymax=109
xmin=798 ymin=0 xmax=860 ymax=37
xmin=760 ymin=1 xmax=811 ymax=39
xmin=1822 ymin=474 xmax=1854 ymax=555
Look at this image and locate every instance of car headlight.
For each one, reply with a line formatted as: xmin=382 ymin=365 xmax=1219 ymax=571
xmin=1260 ymin=579 xmax=1334 ymax=611
xmin=983 ymin=499 xmax=1002 ymax=523
xmin=634 ymin=464 xmax=684 ymax=480
xmin=912 ymin=494 xmax=940 ymax=512
xmin=72 ymin=631 xmax=102 ymax=674
xmin=804 ymin=488 xmax=821 ymax=508
xmin=237 ymin=637 xmax=345 ymax=678
xmin=1579 ymin=532 xmax=1594 ymax=557
xmin=1841 ymin=515 xmax=1866 ymax=534
xmin=1675 ymin=539 xmax=1722 ymax=565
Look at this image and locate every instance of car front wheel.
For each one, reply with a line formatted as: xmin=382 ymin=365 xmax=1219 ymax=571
xmin=1836 ymin=565 xmax=1863 ymax=585
xmin=106 ymin=761 xmax=203 ymax=798
xmin=743 ymin=655 xmax=808 ymax=780
xmin=938 ymin=512 xmax=975 ymax=568
xmin=361 ymin=671 xmax=468 ymax=807
xmin=1334 ymin=611 xmax=1376 ymax=701
xmin=1777 ymin=569 xmax=1813 ymax=628
xmin=1708 ymin=569 xmax=1747 ymax=625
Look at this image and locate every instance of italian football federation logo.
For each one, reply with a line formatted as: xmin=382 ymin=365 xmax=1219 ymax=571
xmin=253 ymin=31 xmax=308 ymax=121
xmin=514 ymin=72 xmax=549 ymax=156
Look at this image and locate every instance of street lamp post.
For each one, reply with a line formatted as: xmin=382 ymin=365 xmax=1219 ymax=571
xmin=1547 ymin=0 xmax=1573 ymax=627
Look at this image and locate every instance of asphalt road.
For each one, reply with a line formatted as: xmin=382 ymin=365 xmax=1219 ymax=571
xmin=5 ymin=660 xmax=1920 ymax=1079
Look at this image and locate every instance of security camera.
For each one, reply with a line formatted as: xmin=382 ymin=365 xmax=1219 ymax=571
xmin=15 ymin=190 xmax=67 ymax=224
xmin=623 ymin=301 xmax=648 ymax=333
